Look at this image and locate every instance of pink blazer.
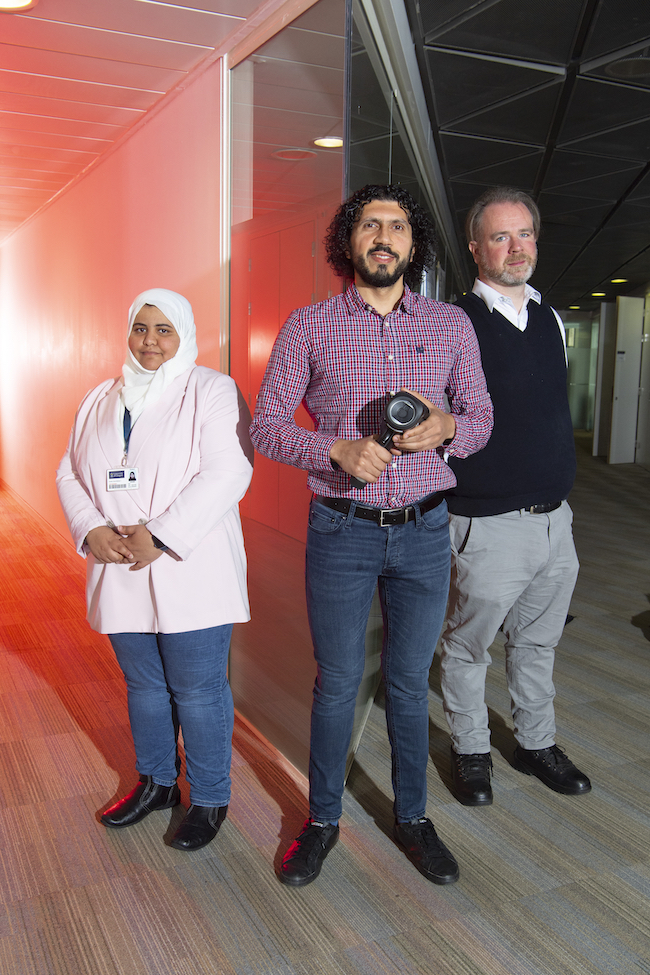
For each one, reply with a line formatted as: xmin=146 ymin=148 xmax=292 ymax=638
xmin=57 ymin=366 xmax=253 ymax=634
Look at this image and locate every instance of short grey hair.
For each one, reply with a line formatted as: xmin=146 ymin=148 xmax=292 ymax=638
xmin=465 ymin=187 xmax=540 ymax=244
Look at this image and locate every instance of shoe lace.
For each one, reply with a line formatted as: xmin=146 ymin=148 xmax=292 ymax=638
xmin=546 ymin=745 xmax=573 ymax=770
xmin=290 ymin=822 xmax=332 ymax=861
xmin=405 ymin=818 xmax=443 ymax=852
xmin=457 ymin=753 xmax=492 ymax=779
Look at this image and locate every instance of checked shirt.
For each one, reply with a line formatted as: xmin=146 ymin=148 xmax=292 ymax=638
xmin=250 ymin=283 xmax=493 ymax=508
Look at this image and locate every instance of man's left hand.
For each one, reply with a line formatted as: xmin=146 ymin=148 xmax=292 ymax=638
xmin=117 ymin=523 xmax=164 ymax=571
xmin=391 ymin=389 xmax=455 ymax=452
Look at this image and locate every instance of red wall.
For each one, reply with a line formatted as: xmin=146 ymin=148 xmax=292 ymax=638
xmin=0 ymin=64 xmax=223 ymax=539
xmin=231 ymin=196 xmax=343 ymax=542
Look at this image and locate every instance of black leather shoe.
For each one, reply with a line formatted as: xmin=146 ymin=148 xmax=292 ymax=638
xmin=170 ymin=804 xmax=228 ymax=850
xmin=513 ymin=745 xmax=592 ymax=795
xmin=393 ymin=817 xmax=459 ymax=884
xmin=451 ymin=749 xmax=493 ymax=806
xmin=101 ymin=776 xmax=181 ymax=828
xmin=280 ymin=819 xmax=339 ymax=886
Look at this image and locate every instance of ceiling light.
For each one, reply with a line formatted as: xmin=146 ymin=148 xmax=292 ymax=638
xmin=0 ymin=0 xmax=39 ymax=8
xmin=313 ymin=138 xmax=343 ymax=148
xmin=569 ymin=305 xmax=580 ymax=310
xmin=271 ymin=149 xmax=317 ymax=160
xmin=591 ymin=292 xmax=606 ymax=297
xmin=604 ymin=48 xmax=650 ymax=79
xmin=610 ymin=278 xmax=628 ymax=284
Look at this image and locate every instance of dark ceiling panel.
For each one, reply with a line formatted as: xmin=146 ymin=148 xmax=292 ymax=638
xmin=407 ymin=0 xmax=650 ymax=307
xmin=628 ymin=170 xmax=650 ymax=202
xmin=564 ymin=118 xmax=650 ymax=161
xmin=614 ymin=248 xmax=650 ymax=279
xmin=559 ymin=77 xmax=650 ymax=142
xmin=425 ymin=0 xmax=583 ymax=65
xmin=439 ymin=133 xmax=537 ymax=177
xmin=444 ymin=84 xmax=562 ymax=145
xmin=604 ymin=200 xmax=650 ymax=231
xmin=538 ymin=193 xmax=612 ymax=227
xmin=535 ymin=224 xmax=593 ymax=251
xmin=418 ymin=0 xmax=484 ymax=37
xmin=545 ymin=168 xmax=643 ymax=202
xmin=447 ymin=181 xmax=496 ymax=214
xmin=425 ymin=49 xmax=554 ymax=125
xmin=539 ymin=149 xmax=642 ymax=193
xmin=449 ymin=152 xmax=543 ymax=189
xmin=582 ymin=0 xmax=650 ymax=60
xmin=584 ymin=63 xmax=650 ymax=91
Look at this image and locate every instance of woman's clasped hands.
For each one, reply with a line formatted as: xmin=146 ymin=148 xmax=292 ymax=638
xmin=85 ymin=523 xmax=164 ymax=571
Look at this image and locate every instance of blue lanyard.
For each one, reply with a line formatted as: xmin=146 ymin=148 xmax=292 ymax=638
xmin=123 ymin=408 xmax=132 ymax=453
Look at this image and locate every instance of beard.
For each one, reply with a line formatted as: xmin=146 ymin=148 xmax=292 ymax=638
xmin=352 ymin=247 xmax=412 ymax=288
xmin=477 ymin=249 xmax=537 ymax=286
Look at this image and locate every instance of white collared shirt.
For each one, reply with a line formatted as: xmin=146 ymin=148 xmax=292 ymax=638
xmin=472 ymin=278 xmax=566 ymax=350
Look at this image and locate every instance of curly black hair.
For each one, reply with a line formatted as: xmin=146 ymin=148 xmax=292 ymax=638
xmin=324 ymin=184 xmax=437 ymax=292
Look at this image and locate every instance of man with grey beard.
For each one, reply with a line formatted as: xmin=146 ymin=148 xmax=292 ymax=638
xmin=440 ymin=186 xmax=591 ymax=807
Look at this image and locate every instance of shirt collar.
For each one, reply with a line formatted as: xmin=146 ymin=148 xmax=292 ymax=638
xmin=472 ymin=277 xmax=541 ymax=313
xmin=344 ymin=281 xmax=414 ymax=315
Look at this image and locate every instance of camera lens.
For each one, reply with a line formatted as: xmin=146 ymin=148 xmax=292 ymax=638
xmin=387 ymin=397 xmax=417 ymax=429
xmin=392 ymin=402 xmax=415 ymax=424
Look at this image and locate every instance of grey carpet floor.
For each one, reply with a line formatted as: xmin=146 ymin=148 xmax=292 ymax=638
xmin=0 ymin=436 xmax=649 ymax=974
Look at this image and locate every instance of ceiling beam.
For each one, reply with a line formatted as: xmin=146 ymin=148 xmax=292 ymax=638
xmin=532 ymin=0 xmax=602 ymax=197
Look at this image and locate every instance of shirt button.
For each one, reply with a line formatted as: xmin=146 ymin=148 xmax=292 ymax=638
xmin=387 ymin=354 xmax=394 ymax=361
xmin=390 ymin=497 xmax=398 ymax=504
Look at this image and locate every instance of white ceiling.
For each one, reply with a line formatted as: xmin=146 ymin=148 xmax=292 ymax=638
xmin=0 ymin=0 xmax=261 ymax=240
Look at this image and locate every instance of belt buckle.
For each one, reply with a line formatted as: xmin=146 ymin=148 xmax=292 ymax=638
xmin=379 ymin=508 xmax=393 ymax=528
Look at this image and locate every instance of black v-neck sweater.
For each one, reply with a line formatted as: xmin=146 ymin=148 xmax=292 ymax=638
xmin=446 ymin=292 xmax=576 ymax=516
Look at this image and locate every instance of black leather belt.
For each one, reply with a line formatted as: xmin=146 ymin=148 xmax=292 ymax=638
xmin=521 ymin=502 xmax=562 ymax=514
xmin=314 ymin=492 xmax=444 ymax=527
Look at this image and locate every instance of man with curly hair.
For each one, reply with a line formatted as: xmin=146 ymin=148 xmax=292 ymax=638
xmin=250 ymin=185 xmax=493 ymax=887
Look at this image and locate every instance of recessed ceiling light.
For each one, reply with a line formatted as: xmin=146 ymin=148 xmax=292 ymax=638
xmin=313 ymin=138 xmax=343 ymax=148
xmin=610 ymin=278 xmax=628 ymax=284
xmin=0 ymin=0 xmax=38 ymax=8
xmin=591 ymin=292 xmax=606 ymax=297
xmin=604 ymin=49 xmax=650 ymax=79
xmin=271 ymin=149 xmax=317 ymax=160
xmin=569 ymin=305 xmax=580 ymax=310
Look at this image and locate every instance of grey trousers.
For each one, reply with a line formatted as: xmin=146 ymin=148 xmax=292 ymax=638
xmin=440 ymin=502 xmax=579 ymax=754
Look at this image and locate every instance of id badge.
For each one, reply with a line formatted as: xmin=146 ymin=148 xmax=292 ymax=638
xmin=106 ymin=467 xmax=139 ymax=491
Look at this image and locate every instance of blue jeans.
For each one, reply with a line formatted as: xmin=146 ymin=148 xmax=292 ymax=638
xmin=306 ymin=497 xmax=450 ymax=823
xmin=109 ymin=625 xmax=234 ymax=807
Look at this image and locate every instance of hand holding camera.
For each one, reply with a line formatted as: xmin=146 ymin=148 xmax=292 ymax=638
xmin=349 ymin=391 xmax=431 ymax=489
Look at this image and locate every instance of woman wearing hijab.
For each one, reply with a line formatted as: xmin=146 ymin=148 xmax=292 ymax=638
xmin=57 ymin=288 xmax=253 ymax=851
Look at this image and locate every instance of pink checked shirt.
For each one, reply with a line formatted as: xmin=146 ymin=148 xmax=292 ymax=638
xmin=250 ymin=284 xmax=493 ymax=508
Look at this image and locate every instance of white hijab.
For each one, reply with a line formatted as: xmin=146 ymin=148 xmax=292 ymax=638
xmin=121 ymin=288 xmax=199 ymax=422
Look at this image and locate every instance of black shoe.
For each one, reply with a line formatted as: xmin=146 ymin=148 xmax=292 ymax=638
xmin=101 ymin=776 xmax=181 ymax=828
xmin=450 ymin=749 xmax=493 ymax=806
xmin=393 ymin=817 xmax=459 ymax=885
xmin=513 ymin=745 xmax=592 ymax=795
xmin=280 ymin=819 xmax=339 ymax=886
xmin=170 ymin=804 xmax=228 ymax=850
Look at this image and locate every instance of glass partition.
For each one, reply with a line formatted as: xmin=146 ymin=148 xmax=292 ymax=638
xmin=348 ymin=2 xmax=455 ymax=299
xmin=229 ymin=0 xmax=347 ymax=771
